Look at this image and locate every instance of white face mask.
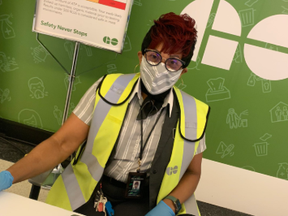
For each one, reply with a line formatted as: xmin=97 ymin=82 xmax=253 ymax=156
xmin=140 ymin=56 xmax=182 ymax=95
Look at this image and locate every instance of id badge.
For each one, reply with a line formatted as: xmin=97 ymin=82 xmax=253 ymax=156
xmin=125 ymin=172 xmax=147 ymax=199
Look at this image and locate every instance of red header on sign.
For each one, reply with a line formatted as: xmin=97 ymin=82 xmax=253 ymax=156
xmin=99 ymin=0 xmax=126 ymax=10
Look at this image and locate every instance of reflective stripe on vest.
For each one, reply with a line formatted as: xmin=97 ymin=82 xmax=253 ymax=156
xmin=156 ymin=88 xmax=209 ymax=216
xmin=46 ymin=73 xmax=208 ymax=216
xmin=46 ymin=73 xmax=138 ymax=210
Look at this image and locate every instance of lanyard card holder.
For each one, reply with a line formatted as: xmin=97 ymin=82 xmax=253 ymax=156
xmin=124 ymin=172 xmax=147 ymax=199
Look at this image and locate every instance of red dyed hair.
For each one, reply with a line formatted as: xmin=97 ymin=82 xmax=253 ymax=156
xmin=149 ymin=12 xmax=197 ymax=57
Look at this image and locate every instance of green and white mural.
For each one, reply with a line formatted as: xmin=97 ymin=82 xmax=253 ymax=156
xmin=1 ymin=0 xmax=288 ymax=181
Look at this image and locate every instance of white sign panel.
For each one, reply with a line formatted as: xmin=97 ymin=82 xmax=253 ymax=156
xmin=33 ymin=0 xmax=133 ymax=53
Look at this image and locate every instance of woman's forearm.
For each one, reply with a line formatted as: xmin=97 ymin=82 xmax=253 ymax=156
xmin=163 ymin=170 xmax=201 ymax=212
xmin=7 ymin=113 xmax=89 ymax=184
xmin=170 ymin=170 xmax=200 ymax=203
xmin=163 ymin=153 xmax=203 ymax=213
xmin=7 ymin=136 xmax=71 ymax=183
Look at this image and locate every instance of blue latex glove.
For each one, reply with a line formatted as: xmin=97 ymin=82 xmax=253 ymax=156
xmin=145 ymin=200 xmax=175 ymax=216
xmin=0 ymin=171 xmax=14 ymax=191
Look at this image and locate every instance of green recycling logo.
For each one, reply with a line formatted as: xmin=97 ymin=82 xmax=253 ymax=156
xmin=181 ymin=0 xmax=288 ymax=81
xmin=103 ymin=36 xmax=118 ymax=46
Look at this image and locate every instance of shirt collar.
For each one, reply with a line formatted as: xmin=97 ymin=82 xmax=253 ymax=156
xmin=129 ymin=78 xmax=174 ymax=117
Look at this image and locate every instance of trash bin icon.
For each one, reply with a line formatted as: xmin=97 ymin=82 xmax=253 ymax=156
xmin=239 ymin=8 xmax=255 ymax=27
xmin=253 ymin=142 xmax=269 ymax=156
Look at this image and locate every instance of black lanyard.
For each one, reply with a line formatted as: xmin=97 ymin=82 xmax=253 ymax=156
xmin=138 ymin=103 xmax=165 ymax=172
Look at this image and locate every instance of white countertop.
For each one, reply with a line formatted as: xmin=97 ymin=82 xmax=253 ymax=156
xmin=0 ymin=191 xmax=84 ymax=216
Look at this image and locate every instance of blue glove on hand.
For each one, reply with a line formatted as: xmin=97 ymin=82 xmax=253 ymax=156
xmin=145 ymin=200 xmax=175 ymax=216
xmin=0 ymin=171 xmax=14 ymax=191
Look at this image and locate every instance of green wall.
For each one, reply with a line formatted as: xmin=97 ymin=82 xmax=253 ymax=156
xmin=1 ymin=0 xmax=288 ymax=181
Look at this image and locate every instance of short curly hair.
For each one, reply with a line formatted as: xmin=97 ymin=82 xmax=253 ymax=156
xmin=141 ymin=12 xmax=197 ymax=68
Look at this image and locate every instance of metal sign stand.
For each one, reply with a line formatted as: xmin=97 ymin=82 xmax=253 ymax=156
xmin=62 ymin=42 xmax=80 ymax=123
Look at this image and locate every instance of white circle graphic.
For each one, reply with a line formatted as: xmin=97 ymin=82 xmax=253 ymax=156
xmin=245 ymin=15 xmax=288 ymax=80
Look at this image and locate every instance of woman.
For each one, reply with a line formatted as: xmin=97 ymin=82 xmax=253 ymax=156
xmin=0 ymin=12 xmax=209 ymax=216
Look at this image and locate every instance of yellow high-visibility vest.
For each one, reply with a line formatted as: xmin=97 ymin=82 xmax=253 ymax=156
xmin=46 ymin=73 xmax=209 ymax=216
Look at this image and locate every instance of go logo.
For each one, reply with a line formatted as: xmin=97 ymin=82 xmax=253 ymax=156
xmin=103 ymin=36 xmax=118 ymax=46
xmin=182 ymin=0 xmax=288 ymax=81
xmin=166 ymin=166 xmax=178 ymax=175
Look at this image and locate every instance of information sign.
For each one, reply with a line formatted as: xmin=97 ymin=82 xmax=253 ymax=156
xmin=33 ymin=0 xmax=133 ymax=53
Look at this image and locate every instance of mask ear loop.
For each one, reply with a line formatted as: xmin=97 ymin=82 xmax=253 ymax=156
xmin=181 ymin=77 xmax=184 ymax=85
xmin=134 ymin=64 xmax=140 ymax=73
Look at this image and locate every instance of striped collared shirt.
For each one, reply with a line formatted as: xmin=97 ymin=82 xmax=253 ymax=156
xmin=73 ymin=76 xmax=206 ymax=183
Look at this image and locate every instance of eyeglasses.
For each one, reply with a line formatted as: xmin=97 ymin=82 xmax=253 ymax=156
xmin=144 ymin=49 xmax=185 ymax=72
